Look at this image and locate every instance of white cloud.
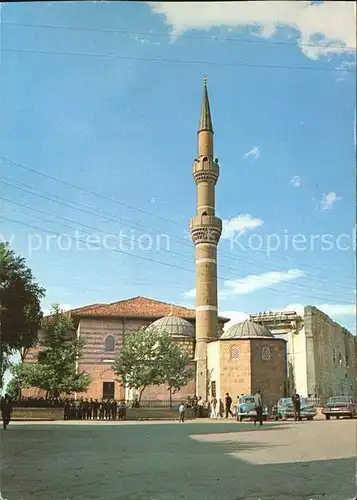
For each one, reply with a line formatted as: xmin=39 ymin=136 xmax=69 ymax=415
xmin=290 ymin=175 xmax=302 ymax=188
xmin=184 ymin=269 xmax=304 ymax=299
xmin=221 ymin=269 xmax=304 ymax=296
xmin=318 ymin=191 xmax=342 ymax=211
xmin=283 ymin=303 xmax=356 ymax=318
xmin=244 ymin=146 xmax=260 ymax=161
xmin=221 ymin=214 xmax=263 ymax=239
xmin=183 ymin=288 xmax=196 ymax=299
xmin=219 ymin=310 xmax=249 ymax=330
xmin=149 ymin=2 xmax=356 ymax=60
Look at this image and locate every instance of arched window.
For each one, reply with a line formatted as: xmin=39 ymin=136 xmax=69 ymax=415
xmin=104 ymin=335 xmax=115 ymax=352
xmin=332 ymin=348 xmax=336 ymax=364
xmin=230 ymin=345 xmax=240 ymax=360
xmin=338 ymin=352 xmax=343 ymax=366
xmin=201 ymin=211 xmax=207 ymax=216
xmin=262 ymin=345 xmax=271 ymax=360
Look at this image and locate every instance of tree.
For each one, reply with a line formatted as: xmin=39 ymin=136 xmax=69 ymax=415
xmin=17 ymin=305 xmax=91 ymax=398
xmin=5 ymin=374 xmax=22 ymax=400
xmin=0 ymin=243 xmax=45 ymax=362
xmin=113 ymin=327 xmax=194 ymax=404
xmin=155 ymin=335 xmax=195 ymax=407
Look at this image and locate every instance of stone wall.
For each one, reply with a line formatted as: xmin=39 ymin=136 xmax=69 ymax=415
xmin=305 ymin=306 xmax=357 ymax=398
xmin=250 ymin=338 xmax=287 ymax=405
xmin=216 ymin=340 xmax=252 ymax=400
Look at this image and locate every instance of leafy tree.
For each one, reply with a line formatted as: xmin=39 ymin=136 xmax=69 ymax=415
xmin=0 ymin=243 xmax=45 ymax=362
xmin=5 ymin=375 xmax=22 ymax=400
xmin=16 ymin=304 xmax=91 ymax=398
xmin=113 ymin=327 xmax=194 ymax=404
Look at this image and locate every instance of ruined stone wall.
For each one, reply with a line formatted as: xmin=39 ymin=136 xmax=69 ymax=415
xmin=304 ymin=306 xmax=356 ymax=398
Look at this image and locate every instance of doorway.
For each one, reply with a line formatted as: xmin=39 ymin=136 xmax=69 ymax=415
xmin=102 ymin=381 xmax=115 ymax=399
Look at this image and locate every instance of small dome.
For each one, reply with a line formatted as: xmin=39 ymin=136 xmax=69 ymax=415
xmin=221 ymin=320 xmax=274 ymax=340
xmin=149 ymin=315 xmax=195 ymax=338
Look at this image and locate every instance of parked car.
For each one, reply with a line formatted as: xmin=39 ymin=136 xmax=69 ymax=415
xmin=274 ymin=397 xmax=316 ymax=421
xmin=322 ymin=396 xmax=357 ymax=420
xmin=237 ymin=395 xmax=268 ymax=422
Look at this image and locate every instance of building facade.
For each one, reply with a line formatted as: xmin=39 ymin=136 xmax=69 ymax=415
xmin=23 ymin=296 xmax=228 ymax=401
xmin=250 ymin=306 xmax=357 ymax=398
xmin=207 ymin=321 xmax=287 ymax=406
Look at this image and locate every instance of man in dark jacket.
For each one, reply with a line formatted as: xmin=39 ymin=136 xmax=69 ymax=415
xmin=111 ymin=400 xmax=118 ymax=420
xmin=225 ymin=393 xmax=233 ymax=418
xmin=1 ymin=394 xmax=13 ymax=430
xmin=292 ymin=389 xmax=301 ymax=421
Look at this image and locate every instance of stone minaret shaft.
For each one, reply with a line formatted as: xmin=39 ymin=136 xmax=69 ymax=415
xmin=190 ymin=77 xmax=222 ymax=400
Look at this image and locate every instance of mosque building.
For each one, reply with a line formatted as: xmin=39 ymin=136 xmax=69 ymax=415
xmin=22 ymin=79 xmax=355 ymax=404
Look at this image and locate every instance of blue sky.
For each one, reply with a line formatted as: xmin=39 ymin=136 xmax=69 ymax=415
xmin=1 ymin=1 xmax=356 ymax=337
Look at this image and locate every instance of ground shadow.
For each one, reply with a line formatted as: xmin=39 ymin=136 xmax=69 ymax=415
xmin=1 ymin=422 xmax=355 ymax=500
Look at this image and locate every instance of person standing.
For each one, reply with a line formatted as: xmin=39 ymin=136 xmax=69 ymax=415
xmin=111 ymin=399 xmax=118 ymax=420
xmin=254 ymin=390 xmax=263 ymax=426
xmin=292 ymin=389 xmax=301 ymax=421
xmin=1 ymin=394 xmax=13 ymax=430
xmin=210 ymin=396 xmax=218 ymax=419
xmin=224 ymin=393 xmax=233 ymax=418
xmin=197 ymin=397 xmax=204 ymax=418
xmin=93 ymin=399 xmax=99 ymax=420
xmin=178 ymin=402 xmax=185 ymax=423
xmin=99 ymin=400 xmax=105 ymax=420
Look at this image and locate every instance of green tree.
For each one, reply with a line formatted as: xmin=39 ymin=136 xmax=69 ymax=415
xmin=5 ymin=375 xmax=22 ymax=400
xmin=113 ymin=327 xmax=194 ymax=404
xmin=0 ymin=243 xmax=45 ymax=364
xmin=17 ymin=304 xmax=91 ymax=397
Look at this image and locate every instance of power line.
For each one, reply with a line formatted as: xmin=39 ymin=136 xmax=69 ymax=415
xmin=2 ymin=206 xmax=354 ymax=305
xmin=2 ymin=156 xmax=354 ymax=284
xmin=2 ymin=191 xmax=355 ymax=300
xmin=2 ymin=46 xmax=353 ymax=74
xmin=4 ymin=21 xmax=357 ymax=51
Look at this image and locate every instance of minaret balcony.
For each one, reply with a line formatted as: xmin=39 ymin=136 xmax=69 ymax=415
xmin=193 ymin=157 xmax=219 ymax=185
xmin=190 ymin=215 xmax=222 ymax=245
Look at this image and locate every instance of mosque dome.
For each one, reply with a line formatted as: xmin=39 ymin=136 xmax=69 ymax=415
xmin=221 ymin=320 xmax=274 ymax=340
xmin=149 ymin=315 xmax=195 ymax=338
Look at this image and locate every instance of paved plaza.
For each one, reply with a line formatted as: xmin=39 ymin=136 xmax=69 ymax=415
xmin=1 ymin=419 xmax=356 ymax=500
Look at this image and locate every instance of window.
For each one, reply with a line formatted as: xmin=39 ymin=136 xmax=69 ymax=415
xmin=346 ymin=355 xmax=349 ymax=368
xmin=332 ymin=348 xmax=336 ymax=364
xmin=104 ymin=335 xmax=115 ymax=352
xmin=262 ymin=345 xmax=271 ymax=360
xmin=230 ymin=345 xmax=240 ymax=360
xmin=102 ymin=382 xmax=115 ymax=399
xmin=211 ymin=381 xmax=217 ymax=398
xmin=338 ymin=352 xmax=343 ymax=366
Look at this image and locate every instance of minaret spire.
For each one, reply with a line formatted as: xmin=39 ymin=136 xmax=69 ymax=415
xmin=198 ymin=75 xmax=213 ymax=133
xmin=190 ymin=76 xmax=222 ymax=401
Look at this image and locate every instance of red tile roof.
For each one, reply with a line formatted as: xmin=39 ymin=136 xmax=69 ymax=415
xmin=70 ymin=296 xmax=230 ymax=323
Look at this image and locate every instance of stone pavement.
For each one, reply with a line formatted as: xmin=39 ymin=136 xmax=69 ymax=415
xmin=1 ymin=419 xmax=356 ymax=500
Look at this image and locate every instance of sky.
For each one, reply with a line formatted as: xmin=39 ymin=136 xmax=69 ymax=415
xmin=1 ymin=1 xmax=356 ymax=349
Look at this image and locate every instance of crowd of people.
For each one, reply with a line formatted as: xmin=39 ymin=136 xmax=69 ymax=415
xmin=63 ymin=398 xmax=128 ymax=420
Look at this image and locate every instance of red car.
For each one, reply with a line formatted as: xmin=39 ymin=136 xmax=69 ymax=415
xmin=322 ymin=396 xmax=357 ymax=420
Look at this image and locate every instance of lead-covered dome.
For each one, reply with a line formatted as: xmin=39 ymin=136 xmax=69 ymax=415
xmin=149 ymin=315 xmax=195 ymax=338
xmin=221 ymin=320 xmax=274 ymax=340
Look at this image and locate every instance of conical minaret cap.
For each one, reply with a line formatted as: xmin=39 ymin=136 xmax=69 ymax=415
xmin=198 ymin=75 xmax=213 ymax=133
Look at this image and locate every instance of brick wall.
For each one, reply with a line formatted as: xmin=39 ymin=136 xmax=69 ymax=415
xmin=76 ymin=363 xmax=124 ymax=400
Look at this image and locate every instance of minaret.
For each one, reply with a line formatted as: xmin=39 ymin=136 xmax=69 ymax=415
xmin=190 ymin=76 xmax=222 ymax=400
